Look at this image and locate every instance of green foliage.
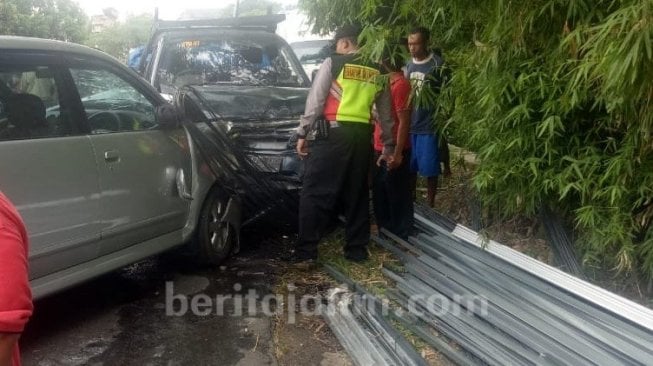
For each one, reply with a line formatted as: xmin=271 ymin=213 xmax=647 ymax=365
xmin=86 ymin=14 xmax=153 ymax=61
xmin=300 ymin=0 xmax=653 ymax=278
xmin=0 ymin=0 xmax=88 ymax=42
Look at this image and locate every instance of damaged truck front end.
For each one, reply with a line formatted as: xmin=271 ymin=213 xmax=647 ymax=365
xmin=178 ymin=85 xmax=304 ymax=190
xmin=141 ymin=21 xmax=310 ymax=184
xmin=138 ymin=16 xmax=310 ymax=224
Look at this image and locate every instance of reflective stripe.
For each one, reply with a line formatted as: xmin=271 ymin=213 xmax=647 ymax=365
xmin=329 ymin=81 xmax=343 ymax=101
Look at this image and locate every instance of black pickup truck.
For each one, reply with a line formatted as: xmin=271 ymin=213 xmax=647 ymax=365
xmin=136 ymin=15 xmax=309 ymax=188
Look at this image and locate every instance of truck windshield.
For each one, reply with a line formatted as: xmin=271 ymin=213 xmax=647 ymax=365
xmin=157 ymin=36 xmax=305 ymax=89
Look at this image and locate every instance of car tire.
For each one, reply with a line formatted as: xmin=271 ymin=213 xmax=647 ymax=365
xmin=197 ymin=188 xmax=235 ymax=265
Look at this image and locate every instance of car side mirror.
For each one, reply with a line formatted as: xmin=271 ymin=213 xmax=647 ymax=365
xmin=156 ymin=103 xmax=181 ymax=129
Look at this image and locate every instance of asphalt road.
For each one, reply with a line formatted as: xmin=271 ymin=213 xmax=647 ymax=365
xmin=21 ymin=221 xmax=296 ymax=366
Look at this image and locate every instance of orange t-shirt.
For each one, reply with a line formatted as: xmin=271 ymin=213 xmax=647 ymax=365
xmin=0 ymin=192 xmax=33 ymax=366
xmin=374 ymin=72 xmax=412 ymax=152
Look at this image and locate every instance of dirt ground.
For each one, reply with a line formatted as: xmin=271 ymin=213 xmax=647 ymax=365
xmin=238 ymin=216 xmax=354 ymax=366
xmin=271 ymin=248 xmax=450 ymax=366
xmin=272 ymin=269 xmax=353 ymax=366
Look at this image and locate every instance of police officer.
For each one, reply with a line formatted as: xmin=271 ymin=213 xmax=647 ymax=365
xmin=294 ymin=24 xmax=395 ymax=265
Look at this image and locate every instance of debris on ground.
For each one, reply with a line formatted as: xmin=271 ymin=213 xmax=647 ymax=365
xmin=321 ymin=283 xmax=427 ymax=366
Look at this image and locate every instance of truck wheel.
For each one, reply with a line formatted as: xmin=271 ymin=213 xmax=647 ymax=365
xmin=197 ymin=189 xmax=235 ymax=264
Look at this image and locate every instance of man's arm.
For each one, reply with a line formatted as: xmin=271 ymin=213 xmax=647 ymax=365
xmin=296 ymin=57 xmax=332 ymax=156
xmin=0 ymin=334 xmax=19 ymax=366
xmin=394 ymin=79 xmax=412 ymax=155
xmin=394 ymin=109 xmax=410 ymax=154
xmin=374 ymin=86 xmax=395 ymax=156
xmin=296 ymin=57 xmax=332 ymax=139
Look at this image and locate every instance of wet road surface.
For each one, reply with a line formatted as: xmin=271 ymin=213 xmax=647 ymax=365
xmin=21 ymin=221 xmax=296 ymax=366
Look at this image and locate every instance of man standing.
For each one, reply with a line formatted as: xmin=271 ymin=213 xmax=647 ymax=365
xmin=372 ymin=51 xmax=413 ymax=240
xmin=406 ymin=27 xmax=448 ymax=207
xmin=295 ymin=24 xmax=395 ymax=264
xmin=0 ymin=192 xmax=33 ymax=366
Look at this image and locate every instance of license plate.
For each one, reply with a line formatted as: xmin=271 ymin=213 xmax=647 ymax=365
xmin=249 ymin=155 xmax=283 ymax=172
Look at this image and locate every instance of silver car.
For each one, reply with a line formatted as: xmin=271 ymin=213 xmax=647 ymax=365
xmin=0 ymin=37 xmax=241 ymax=299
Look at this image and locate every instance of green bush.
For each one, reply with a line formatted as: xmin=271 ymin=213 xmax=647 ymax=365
xmin=300 ymin=0 xmax=653 ymax=277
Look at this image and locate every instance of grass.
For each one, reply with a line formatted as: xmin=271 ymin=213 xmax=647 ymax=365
xmin=315 ymin=230 xmax=446 ymax=366
xmin=316 ymin=230 xmax=399 ymax=296
xmin=270 ymin=226 xmax=446 ymax=365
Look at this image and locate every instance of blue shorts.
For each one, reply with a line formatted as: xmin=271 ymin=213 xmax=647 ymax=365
xmin=410 ymin=134 xmax=440 ymax=177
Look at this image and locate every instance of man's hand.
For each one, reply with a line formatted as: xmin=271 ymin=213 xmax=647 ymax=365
xmin=388 ymin=151 xmax=403 ymax=170
xmin=296 ymin=138 xmax=309 ymax=158
xmin=376 ymin=153 xmax=395 ymax=168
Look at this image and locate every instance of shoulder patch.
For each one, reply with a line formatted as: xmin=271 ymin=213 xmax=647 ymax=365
xmin=342 ymin=64 xmax=379 ymax=82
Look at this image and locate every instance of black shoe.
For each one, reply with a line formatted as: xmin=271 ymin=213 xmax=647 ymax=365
xmin=283 ymin=250 xmax=318 ymax=269
xmin=281 ymin=249 xmax=314 ymax=262
xmin=289 ymin=257 xmax=317 ymax=270
xmin=344 ymin=251 xmax=369 ymax=263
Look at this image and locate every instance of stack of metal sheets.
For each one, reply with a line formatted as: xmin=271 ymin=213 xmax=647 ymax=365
xmin=371 ymin=210 xmax=653 ymax=365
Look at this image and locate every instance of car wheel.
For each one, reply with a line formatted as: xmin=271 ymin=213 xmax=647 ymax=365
xmin=197 ymin=189 xmax=235 ymax=264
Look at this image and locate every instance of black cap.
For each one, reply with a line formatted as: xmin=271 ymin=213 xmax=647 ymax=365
xmin=334 ymin=24 xmax=362 ymax=42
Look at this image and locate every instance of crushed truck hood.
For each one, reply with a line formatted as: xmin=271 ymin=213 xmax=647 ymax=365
xmin=182 ymin=84 xmax=306 ymax=179
xmin=188 ymin=85 xmax=307 ymax=121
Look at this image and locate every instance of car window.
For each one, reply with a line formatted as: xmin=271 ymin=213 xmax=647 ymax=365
xmin=70 ymin=68 xmax=157 ymax=134
xmin=291 ymin=40 xmax=331 ymax=65
xmin=157 ymin=35 xmax=305 ymax=89
xmin=0 ymin=65 xmax=74 ymax=141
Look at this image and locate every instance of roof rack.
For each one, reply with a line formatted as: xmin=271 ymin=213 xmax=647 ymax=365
xmin=153 ymin=14 xmax=286 ymax=34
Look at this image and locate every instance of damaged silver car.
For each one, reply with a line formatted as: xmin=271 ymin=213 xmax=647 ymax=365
xmin=0 ymin=36 xmax=242 ymax=298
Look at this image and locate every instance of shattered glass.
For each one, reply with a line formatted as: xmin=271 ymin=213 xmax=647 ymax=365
xmin=157 ymin=36 xmax=305 ymax=93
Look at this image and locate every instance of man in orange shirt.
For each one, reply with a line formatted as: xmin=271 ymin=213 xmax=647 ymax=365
xmin=0 ymin=192 xmax=33 ymax=366
xmin=372 ymin=51 xmax=413 ymax=239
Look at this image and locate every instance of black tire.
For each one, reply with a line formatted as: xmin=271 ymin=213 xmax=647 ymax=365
xmin=197 ymin=189 xmax=235 ymax=265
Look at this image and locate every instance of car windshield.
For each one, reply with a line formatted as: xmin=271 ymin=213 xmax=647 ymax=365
xmin=157 ymin=34 xmax=306 ymax=89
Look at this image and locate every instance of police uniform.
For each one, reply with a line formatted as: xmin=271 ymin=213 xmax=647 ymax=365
xmin=295 ymin=28 xmax=395 ymax=262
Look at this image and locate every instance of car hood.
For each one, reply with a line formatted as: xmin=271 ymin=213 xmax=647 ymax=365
xmin=188 ymin=85 xmax=308 ymax=122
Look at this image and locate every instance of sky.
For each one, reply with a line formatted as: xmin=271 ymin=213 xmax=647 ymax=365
xmin=73 ymin=0 xmax=297 ymax=19
xmin=72 ymin=0 xmax=326 ymax=43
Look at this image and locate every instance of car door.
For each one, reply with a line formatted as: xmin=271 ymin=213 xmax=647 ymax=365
xmin=65 ymin=57 xmax=191 ymax=255
xmin=0 ymin=53 xmax=101 ymax=280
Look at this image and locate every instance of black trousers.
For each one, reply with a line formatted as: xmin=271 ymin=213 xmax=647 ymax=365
xmin=372 ymin=150 xmax=413 ymax=239
xmin=297 ymin=122 xmax=373 ymax=260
